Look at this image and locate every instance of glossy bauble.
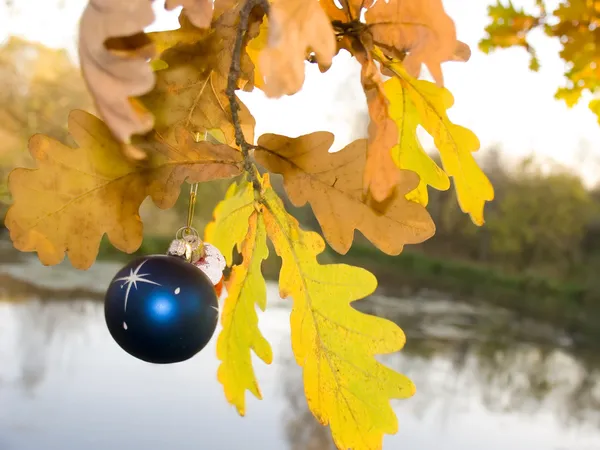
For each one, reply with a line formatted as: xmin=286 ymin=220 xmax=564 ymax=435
xmin=104 ymin=255 xmax=219 ymax=364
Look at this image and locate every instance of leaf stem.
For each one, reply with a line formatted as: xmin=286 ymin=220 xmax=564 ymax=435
xmin=225 ymin=0 xmax=269 ymax=194
xmin=370 ymin=45 xmax=408 ymax=80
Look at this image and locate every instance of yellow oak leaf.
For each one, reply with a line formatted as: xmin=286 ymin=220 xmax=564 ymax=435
xmin=255 ymin=132 xmax=434 ymax=255
xmin=246 ymin=16 xmax=269 ymax=91
xmin=590 ymin=98 xmax=600 ymax=125
xmin=365 ymin=0 xmax=463 ymax=87
xmin=78 ymin=0 xmax=156 ymax=144
xmin=382 ymin=60 xmax=494 ymax=224
xmin=150 ymin=59 xmax=169 ymax=72
xmin=141 ymin=2 xmax=258 ymax=147
xmin=204 ymin=176 xmax=256 ymax=265
xmin=261 ymin=173 xmax=415 ymax=450
xmin=259 ymin=0 xmax=336 ymax=97
xmin=165 ymin=0 xmax=213 ymax=29
xmin=147 ymin=13 xmax=211 ymax=58
xmin=215 ymin=211 xmax=272 ymax=416
xmin=556 ymin=86 xmax=584 ymax=108
xmin=384 ymin=77 xmax=450 ymax=206
xmin=6 ymin=110 xmax=242 ymax=269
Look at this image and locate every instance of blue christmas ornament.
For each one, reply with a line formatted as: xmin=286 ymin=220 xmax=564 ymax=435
xmin=104 ymin=254 xmax=219 ymax=364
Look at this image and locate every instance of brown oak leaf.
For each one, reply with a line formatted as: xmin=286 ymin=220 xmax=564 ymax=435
xmin=5 ymin=110 xmax=242 ymax=269
xmin=255 ymin=132 xmax=435 ymax=255
xmin=365 ymin=0 xmax=462 ymax=86
xmin=141 ymin=1 xmax=260 ymax=146
xmin=78 ymin=0 xmax=156 ymax=144
xmin=260 ymin=0 xmax=336 ymax=97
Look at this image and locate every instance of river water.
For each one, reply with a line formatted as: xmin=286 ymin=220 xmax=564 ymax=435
xmin=1 ymin=252 xmax=600 ymax=450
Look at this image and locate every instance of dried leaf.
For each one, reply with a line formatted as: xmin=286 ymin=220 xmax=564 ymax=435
xmin=262 ymin=174 xmax=415 ymax=450
xmin=260 ymin=0 xmax=336 ymax=97
xmin=255 ymin=132 xmax=434 ymax=255
xmin=365 ymin=0 xmax=461 ymax=86
xmin=166 ymin=0 xmax=214 ymax=29
xmin=6 ymin=110 xmax=242 ymax=269
xmin=212 ymin=0 xmax=265 ymax=90
xmin=453 ymin=41 xmax=472 ymax=62
xmin=213 ymin=204 xmax=272 ymax=416
xmin=359 ymin=54 xmax=400 ymax=202
xmin=318 ymin=0 xmax=349 ymax=22
xmin=78 ymin=0 xmax=156 ymax=144
xmin=319 ymin=0 xmax=375 ymax=21
xmin=141 ymin=2 xmax=257 ymax=146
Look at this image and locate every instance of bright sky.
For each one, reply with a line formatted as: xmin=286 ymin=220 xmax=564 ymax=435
xmin=1 ymin=0 xmax=599 ymax=186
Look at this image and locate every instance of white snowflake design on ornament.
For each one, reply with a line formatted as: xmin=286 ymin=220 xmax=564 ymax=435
xmin=112 ymin=259 xmax=161 ymax=329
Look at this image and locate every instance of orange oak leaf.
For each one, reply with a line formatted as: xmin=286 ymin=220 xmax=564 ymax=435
xmin=319 ymin=0 xmax=375 ymax=21
xmin=165 ymin=0 xmax=214 ymax=29
xmin=358 ymin=51 xmax=400 ymax=203
xmin=318 ymin=0 xmax=349 ymax=22
xmin=365 ymin=0 xmax=463 ymax=86
xmin=260 ymin=0 xmax=336 ymax=97
xmin=255 ymin=132 xmax=434 ymax=255
xmin=5 ymin=110 xmax=242 ymax=269
xmin=78 ymin=0 xmax=156 ymax=145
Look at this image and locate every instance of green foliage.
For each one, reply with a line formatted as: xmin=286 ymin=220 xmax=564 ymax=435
xmin=424 ymin=150 xmax=597 ymax=283
xmin=487 ymin=162 xmax=593 ymax=272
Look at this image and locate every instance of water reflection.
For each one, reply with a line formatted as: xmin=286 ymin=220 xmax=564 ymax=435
xmin=358 ymin=297 xmax=600 ymax=430
xmin=281 ymin=353 xmax=336 ymax=450
xmin=1 ymin=258 xmax=600 ymax=449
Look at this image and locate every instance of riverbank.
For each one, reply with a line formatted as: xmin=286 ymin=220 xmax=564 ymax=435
xmin=94 ymin=234 xmax=600 ymax=348
xmin=343 ymin=246 xmax=600 ymax=346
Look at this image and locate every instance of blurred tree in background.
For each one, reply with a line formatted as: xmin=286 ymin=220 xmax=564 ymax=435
xmin=486 ymin=162 xmax=592 ymax=275
xmin=423 ymin=151 xmax=597 ymax=281
xmin=480 ymin=0 xmax=600 ymax=123
xmin=0 ymin=36 xmax=92 ymax=210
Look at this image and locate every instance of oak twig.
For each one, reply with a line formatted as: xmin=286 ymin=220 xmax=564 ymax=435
xmin=225 ymin=0 xmax=270 ymax=193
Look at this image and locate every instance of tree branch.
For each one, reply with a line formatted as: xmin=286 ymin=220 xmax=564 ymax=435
xmin=226 ymin=0 xmax=270 ymax=193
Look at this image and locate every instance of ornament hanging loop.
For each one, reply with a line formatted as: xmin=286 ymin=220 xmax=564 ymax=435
xmin=185 ymin=182 xmax=199 ymax=234
xmin=167 ymin=183 xmax=205 ymax=263
xmin=175 ymin=226 xmax=200 ymax=244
